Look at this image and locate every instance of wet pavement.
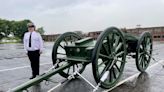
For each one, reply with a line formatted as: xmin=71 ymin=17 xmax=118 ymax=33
xmin=0 ymin=42 xmax=164 ymax=92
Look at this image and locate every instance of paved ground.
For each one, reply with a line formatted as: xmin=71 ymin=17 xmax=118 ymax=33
xmin=0 ymin=42 xmax=164 ymax=92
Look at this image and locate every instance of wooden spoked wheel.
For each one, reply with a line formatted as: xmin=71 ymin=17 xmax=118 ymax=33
xmin=92 ymin=27 xmax=126 ymax=88
xmin=52 ymin=32 xmax=86 ymax=78
xmin=136 ymin=32 xmax=153 ymax=72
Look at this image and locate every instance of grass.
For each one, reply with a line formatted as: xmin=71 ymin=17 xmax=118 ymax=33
xmin=0 ymin=41 xmax=21 ymax=44
xmin=0 ymin=37 xmax=22 ymax=44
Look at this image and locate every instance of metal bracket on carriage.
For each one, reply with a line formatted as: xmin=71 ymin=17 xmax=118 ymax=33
xmin=48 ymin=61 xmax=60 ymax=72
xmin=44 ymin=78 xmax=59 ymax=86
xmin=93 ymin=71 xmax=110 ymax=92
xmin=74 ymin=71 xmax=110 ymax=92
xmin=74 ymin=72 xmax=97 ymax=92
xmin=41 ymin=61 xmax=60 ymax=76
xmin=47 ymin=70 xmax=78 ymax=92
xmin=41 ymin=62 xmax=76 ymax=87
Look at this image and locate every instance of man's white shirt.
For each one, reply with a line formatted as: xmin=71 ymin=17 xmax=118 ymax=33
xmin=23 ymin=31 xmax=44 ymax=53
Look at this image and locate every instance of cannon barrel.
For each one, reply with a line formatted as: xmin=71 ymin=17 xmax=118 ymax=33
xmin=10 ymin=63 xmax=71 ymax=92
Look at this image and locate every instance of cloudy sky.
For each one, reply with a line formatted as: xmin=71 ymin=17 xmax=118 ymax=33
xmin=0 ymin=0 xmax=164 ymax=34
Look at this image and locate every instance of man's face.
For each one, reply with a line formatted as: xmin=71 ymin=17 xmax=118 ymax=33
xmin=28 ymin=25 xmax=35 ymax=32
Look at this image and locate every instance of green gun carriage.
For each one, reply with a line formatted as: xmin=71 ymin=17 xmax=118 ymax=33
xmin=11 ymin=27 xmax=152 ymax=91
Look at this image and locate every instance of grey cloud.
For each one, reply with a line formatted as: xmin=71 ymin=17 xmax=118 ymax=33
xmin=0 ymin=0 xmax=164 ymax=34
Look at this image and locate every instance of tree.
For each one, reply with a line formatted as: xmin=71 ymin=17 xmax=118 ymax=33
xmin=0 ymin=34 xmax=4 ymax=40
xmin=0 ymin=18 xmax=32 ymax=41
xmin=36 ymin=27 xmax=45 ymax=35
xmin=0 ymin=18 xmax=11 ymax=40
xmin=12 ymin=19 xmax=31 ymax=40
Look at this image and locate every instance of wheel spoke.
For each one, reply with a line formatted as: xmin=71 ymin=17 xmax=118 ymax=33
xmin=145 ymin=37 xmax=148 ymax=44
xmin=142 ymin=61 xmax=145 ymax=68
xmin=109 ymin=70 xmax=113 ymax=82
xmin=142 ymin=56 xmax=146 ymax=68
xmin=99 ymin=53 xmax=113 ymax=60
xmin=59 ymin=44 xmax=64 ymax=49
xmin=146 ymin=49 xmax=152 ymax=53
xmin=100 ymin=65 xmax=109 ymax=78
xmin=112 ymin=67 xmax=117 ymax=79
xmin=116 ymin=51 xmax=124 ymax=57
xmin=98 ymin=60 xmax=108 ymax=67
xmin=145 ymin=54 xmax=149 ymax=65
xmin=146 ymin=40 xmax=152 ymax=52
xmin=143 ymin=37 xmax=147 ymax=49
xmin=115 ymin=43 xmax=123 ymax=53
xmin=75 ymin=64 xmax=79 ymax=68
xmin=146 ymin=38 xmax=150 ymax=45
xmin=139 ymin=52 xmax=144 ymax=56
xmin=146 ymin=52 xmax=151 ymax=57
xmin=100 ymin=60 xmax=112 ymax=78
xmin=102 ymin=44 xmax=110 ymax=55
xmin=73 ymin=65 xmax=75 ymax=72
xmin=141 ymin=39 xmax=145 ymax=50
xmin=140 ymin=56 xmax=144 ymax=68
xmin=107 ymin=36 xmax=113 ymax=53
xmin=138 ymin=54 xmax=143 ymax=62
xmin=139 ymin=55 xmax=144 ymax=63
xmin=115 ymin=58 xmax=124 ymax=63
xmin=70 ymin=36 xmax=73 ymax=43
xmin=143 ymin=55 xmax=147 ymax=68
xmin=114 ymin=35 xmax=120 ymax=48
xmin=140 ymin=45 xmax=144 ymax=51
xmin=144 ymin=56 xmax=148 ymax=66
xmin=145 ymin=37 xmax=149 ymax=50
xmin=114 ymin=63 xmax=121 ymax=72
xmin=111 ymin=33 xmax=115 ymax=45
xmin=63 ymin=39 xmax=68 ymax=45
xmin=67 ymin=67 xmax=70 ymax=74
xmin=148 ymin=42 xmax=152 ymax=47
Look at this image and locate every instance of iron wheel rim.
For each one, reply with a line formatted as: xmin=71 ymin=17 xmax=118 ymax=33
xmin=92 ymin=27 xmax=126 ymax=88
xmin=52 ymin=32 xmax=86 ymax=78
xmin=136 ymin=32 xmax=153 ymax=72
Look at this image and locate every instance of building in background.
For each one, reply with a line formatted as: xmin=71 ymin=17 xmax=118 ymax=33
xmin=87 ymin=26 xmax=164 ymax=41
xmin=42 ymin=34 xmax=60 ymax=42
xmin=123 ymin=26 xmax=164 ymax=41
xmin=87 ymin=31 xmax=102 ymax=40
xmin=42 ymin=26 xmax=164 ymax=41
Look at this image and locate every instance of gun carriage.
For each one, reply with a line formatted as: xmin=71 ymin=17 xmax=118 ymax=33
xmin=11 ymin=27 xmax=152 ymax=91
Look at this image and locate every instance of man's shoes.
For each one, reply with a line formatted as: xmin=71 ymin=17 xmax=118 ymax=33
xmin=29 ymin=76 xmax=36 ymax=79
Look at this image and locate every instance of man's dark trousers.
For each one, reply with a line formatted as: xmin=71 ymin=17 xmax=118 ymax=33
xmin=28 ymin=50 xmax=40 ymax=77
